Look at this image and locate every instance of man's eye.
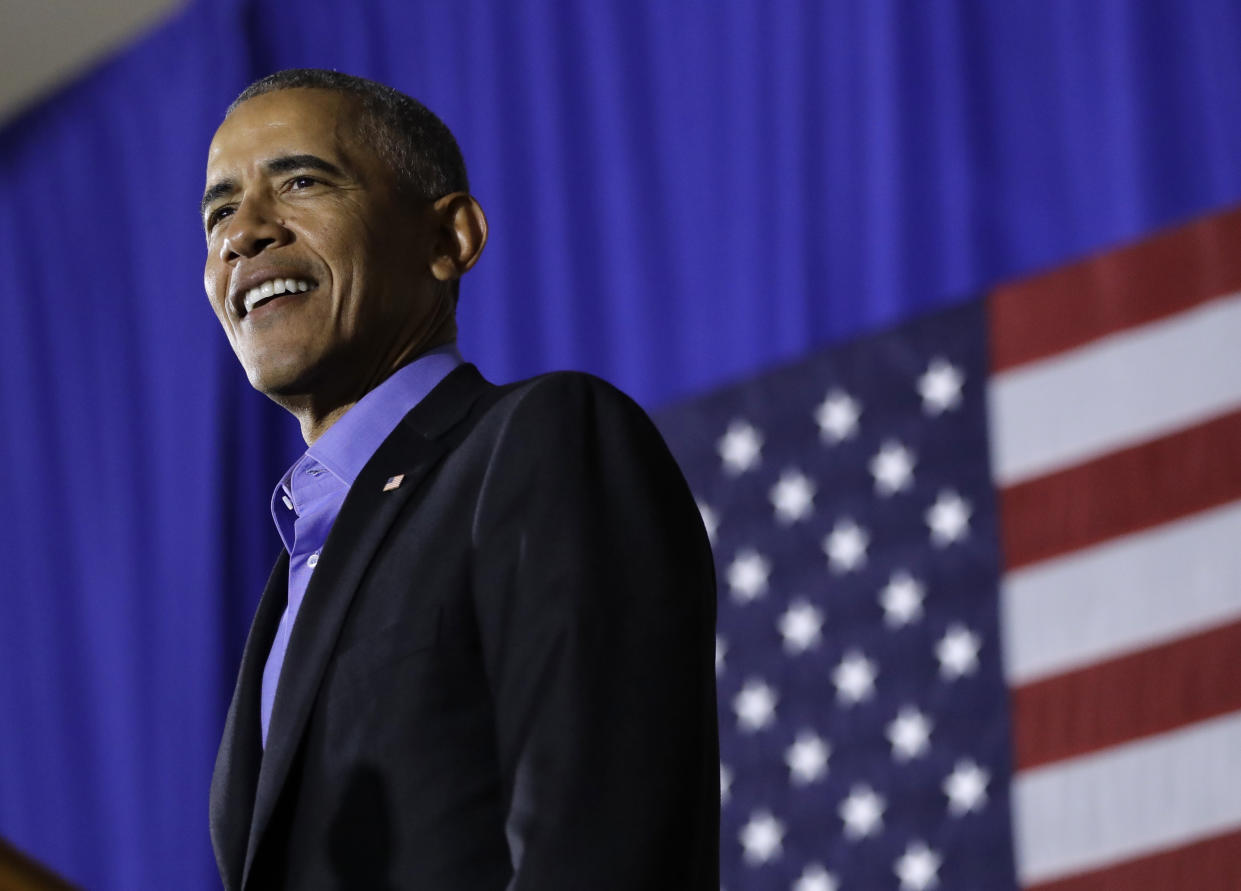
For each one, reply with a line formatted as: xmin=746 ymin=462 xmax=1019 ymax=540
xmin=289 ymin=175 xmax=318 ymax=190
xmin=206 ymin=206 xmax=235 ymax=230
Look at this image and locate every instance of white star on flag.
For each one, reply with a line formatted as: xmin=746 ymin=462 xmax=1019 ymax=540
xmin=943 ymin=759 xmax=989 ymax=816
xmin=869 ymin=439 xmax=916 ymax=495
xmin=839 ymin=784 xmax=885 ymax=839
xmin=886 ymin=705 xmax=933 ymax=761
xmin=925 ymin=490 xmax=971 ymax=546
xmin=717 ymin=420 xmax=763 ymax=475
xmin=917 ymin=357 xmax=964 ymax=415
xmin=894 ymin=840 xmax=942 ymax=890
xmin=733 ymin=678 xmax=778 ymax=732
xmin=778 ymin=599 xmax=824 ymax=654
xmin=726 ymin=549 xmax=771 ymax=602
xmin=936 ymin=624 xmax=981 ymax=679
xmin=831 ymin=650 xmax=877 ymax=705
xmin=770 ymin=468 xmax=816 ymax=524
xmin=814 ymin=388 xmax=861 ymax=443
xmin=823 ymin=517 xmax=869 ymax=573
xmin=793 ymin=864 xmax=840 ymax=891
xmin=785 ymin=730 xmax=831 ymax=785
xmin=880 ymin=570 xmax=926 ymax=627
xmin=739 ymin=810 xmax=785 ymax=865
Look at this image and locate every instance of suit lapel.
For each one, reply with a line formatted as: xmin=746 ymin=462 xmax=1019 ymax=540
xmin=241 ymin=365 xmax=490 ymax=886
xmin=211 ymin=553 xmax=288 ymax=891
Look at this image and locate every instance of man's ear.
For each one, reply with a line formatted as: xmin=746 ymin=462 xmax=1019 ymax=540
xmin=429 ymin=193 xmax=488 ymax=283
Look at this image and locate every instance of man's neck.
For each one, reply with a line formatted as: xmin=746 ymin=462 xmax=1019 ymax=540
xmin=277 ymin=325 xmax=458 ymax=445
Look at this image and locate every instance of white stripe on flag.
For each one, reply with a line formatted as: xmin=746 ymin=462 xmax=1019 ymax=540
xmin=1012 ymin=712 xmax=1241 ymax=885
xmin=1002 ymin=501 xmax=1241 ymax=683
xmin=989 ymin=294 xmax=1241 ymax=485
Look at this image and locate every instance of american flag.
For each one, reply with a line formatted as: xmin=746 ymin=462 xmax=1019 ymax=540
xmin=657 ymin=207 xmax=1241 ymax=890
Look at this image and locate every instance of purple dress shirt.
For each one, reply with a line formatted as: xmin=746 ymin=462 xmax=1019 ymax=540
xmin=259 ymin=344 xmax=463 ymax=747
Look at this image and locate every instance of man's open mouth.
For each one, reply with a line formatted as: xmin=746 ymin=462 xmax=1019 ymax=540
xmin=243 ymin=278 xmax=316 ymax=313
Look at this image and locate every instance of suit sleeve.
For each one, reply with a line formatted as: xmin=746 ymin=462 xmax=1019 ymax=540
xmin=469 ymin=374 xmax=719 ymax=890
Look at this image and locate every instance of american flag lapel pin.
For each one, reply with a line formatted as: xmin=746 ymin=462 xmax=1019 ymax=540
xmin=382 ymin=474 xmax=405 ymax=492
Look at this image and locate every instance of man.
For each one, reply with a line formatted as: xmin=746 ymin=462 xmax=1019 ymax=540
xmin=202 ymin=69 xmax=719 ymax=890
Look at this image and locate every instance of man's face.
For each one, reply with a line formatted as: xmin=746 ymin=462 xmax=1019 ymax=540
xmin=202 ymin=88 xmax=445 ymax=403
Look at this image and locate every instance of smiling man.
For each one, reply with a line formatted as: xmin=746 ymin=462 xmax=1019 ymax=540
xmin=202 ymin=70 xmax=719 ymax=890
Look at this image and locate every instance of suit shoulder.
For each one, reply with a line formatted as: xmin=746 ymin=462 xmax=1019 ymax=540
xmin=474 ymin=371 xmax=673 ymax=468
xmin=493 ymin=371 xmax=649 ymax=423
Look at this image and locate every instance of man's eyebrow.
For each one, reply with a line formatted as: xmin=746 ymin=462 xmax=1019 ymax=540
xmin=201 ymin=179 xmax=237 ymax=218
xmin=199 ymin=155 xmax=346 ymax=218
xmin=263 ymin=154 xmax=346 ymax=179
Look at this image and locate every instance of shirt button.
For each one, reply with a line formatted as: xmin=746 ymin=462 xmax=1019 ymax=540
xmin=307 ymin=552 xmax=320 ymax=568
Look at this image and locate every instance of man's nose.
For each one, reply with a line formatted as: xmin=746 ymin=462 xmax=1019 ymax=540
xmin=219 ymin=196 xmax=291 ymax=262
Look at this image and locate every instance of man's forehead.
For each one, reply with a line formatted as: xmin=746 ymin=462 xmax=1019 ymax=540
xmin=206 ymin=89 xmax=359 ymax=173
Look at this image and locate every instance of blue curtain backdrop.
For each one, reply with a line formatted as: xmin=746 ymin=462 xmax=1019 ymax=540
xmin=1 ymin=1 xmax=1240 ymax=887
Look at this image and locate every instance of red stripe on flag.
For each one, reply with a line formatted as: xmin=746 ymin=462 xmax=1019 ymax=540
xmin=1024 ymin=827 xmax=1241 ymax=891
xmin=1012 ymin=619 xmax=1241 ymax=769
xmin=990 ymin=207 xmax=1241 ymax=372
xmin=1001 ymin=409 xmax=1241 ymax=570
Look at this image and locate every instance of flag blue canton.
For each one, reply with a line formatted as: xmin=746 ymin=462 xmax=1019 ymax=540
xmin=659 ymin=301 xmax=1018 ymax=890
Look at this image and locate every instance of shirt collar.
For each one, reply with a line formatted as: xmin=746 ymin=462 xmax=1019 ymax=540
xmin=305 ymin=343 xmax=463 ymax=486
xmin=271 ymin=342 xmax=462 ymax=520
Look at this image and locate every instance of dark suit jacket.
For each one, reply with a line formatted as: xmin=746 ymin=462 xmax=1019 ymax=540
xmin=210 ymin=365 xmax=719 ymax=890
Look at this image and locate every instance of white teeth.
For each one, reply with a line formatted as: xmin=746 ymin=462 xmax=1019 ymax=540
xmin=243 ymin=278 xmax=314 ymax=312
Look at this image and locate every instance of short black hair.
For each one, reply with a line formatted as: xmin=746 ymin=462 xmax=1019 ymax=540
xmin=228 ymin=69 xmax=469 ymax=202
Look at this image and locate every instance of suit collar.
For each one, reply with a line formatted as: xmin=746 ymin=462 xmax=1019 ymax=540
xmin=235 ymin=364 xmax=490 ymax=887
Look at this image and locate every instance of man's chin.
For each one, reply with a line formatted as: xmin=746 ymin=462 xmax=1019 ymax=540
xmin=244 ymin=361 xmax=315 ymax=401
xmin=243 ymin=355 xmax=350 ymax=412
